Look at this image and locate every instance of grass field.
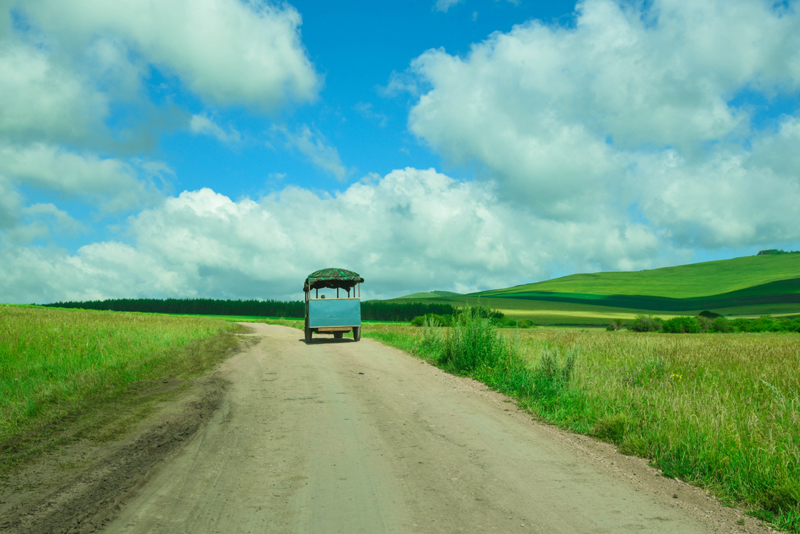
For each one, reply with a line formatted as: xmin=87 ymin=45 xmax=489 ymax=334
xmin=390 ymin=255 xmax=800 ymax=323
xmin=483 ymin=254 xmax=800 ymax=298
xmin=0 ymin=305 xmax=241 ymax=452
xmin=357 ymin=321 xmax=800 ymax=532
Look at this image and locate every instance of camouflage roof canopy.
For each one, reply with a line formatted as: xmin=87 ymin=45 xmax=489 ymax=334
xmin=304 ymin=268 xmax=365 ymax=291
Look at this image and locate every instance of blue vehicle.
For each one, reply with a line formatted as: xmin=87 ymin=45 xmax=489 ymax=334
xmin=303 ymin=268 xmax=364 ymax=343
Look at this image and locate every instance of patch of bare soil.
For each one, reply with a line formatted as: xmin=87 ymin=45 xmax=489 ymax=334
xmin=0 ymin=374 xmax=229 ymax=534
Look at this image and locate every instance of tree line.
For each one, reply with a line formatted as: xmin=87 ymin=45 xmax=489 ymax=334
xmin=42 ymin=298 xmax=458 ymax=322
xmin=757 ymin=249 xmax=800 ymax=255
xmin=609 ymin=313 xmax=800 ymax=333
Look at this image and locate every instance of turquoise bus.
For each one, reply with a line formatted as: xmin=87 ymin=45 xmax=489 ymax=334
xmin=303 ymin=268 xmax=364 ymax=343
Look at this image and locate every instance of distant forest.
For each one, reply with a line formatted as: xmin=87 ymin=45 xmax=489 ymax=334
xmin=757 ymin=249 xmax=800 ymax=255
xmin=42 ymin=298 xmax=457 ymax=322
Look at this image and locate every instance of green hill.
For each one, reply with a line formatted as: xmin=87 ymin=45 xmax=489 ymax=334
xmin=390 ymin=255 xmax=800 ymax=324
xmin=401 ymin=290 xmax=463 ymax=299
xmin=480 ymin=255 xmax=800 ymax=299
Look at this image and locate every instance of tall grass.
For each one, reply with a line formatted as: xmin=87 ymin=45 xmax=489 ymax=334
xmin=0 ymin=305 xmax=239 ymax=443
xmin=362 ymin=321 xmax=800 ymax=533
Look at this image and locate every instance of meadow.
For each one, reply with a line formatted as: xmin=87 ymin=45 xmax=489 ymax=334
xmin=389 ymin=254 xmax=800 ymax=323
xmin=0 ymin=305 xmax=240 ymax=453
xmin=361 ymin=320 xmax=800 ymax=532
xmin=4 ymin=303 xmax=798 ymax=530
xmin=481 ymin=253 xmax=800 ymax=298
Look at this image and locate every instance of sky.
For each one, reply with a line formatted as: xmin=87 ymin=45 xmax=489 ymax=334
xmin=1 ymin=0 xmax=799 ymax=303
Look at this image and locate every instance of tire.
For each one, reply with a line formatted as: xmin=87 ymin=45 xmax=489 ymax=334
xmin=305 ymin=324 xmax=312 ymax=344
xmin=334 ymin=332 xmax=343 ymax=339
xmin=352 ymin=326 xmax=361 ymax=342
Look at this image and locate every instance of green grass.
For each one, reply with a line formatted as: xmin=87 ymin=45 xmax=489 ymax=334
xmin=0 ymin=305 xmax=241 ymax=446
xmin=390 ymin=255 xmax=800 ymax=323
xmin=359 ymin=321 xmax=800 ymax=533
xmin=481 ymin=255 xmax=800 ymax=298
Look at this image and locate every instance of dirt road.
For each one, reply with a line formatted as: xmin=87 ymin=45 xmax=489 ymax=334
xmin=102 ymin=324 xmax=766 ymax=533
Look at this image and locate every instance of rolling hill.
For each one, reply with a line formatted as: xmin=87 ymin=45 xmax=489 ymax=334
xmin=389 ymin=254 xmax=800 ymax=325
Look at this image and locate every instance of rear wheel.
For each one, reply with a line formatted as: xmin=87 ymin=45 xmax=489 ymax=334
xmin=304 ymin=318 xmax=312 ymax=344
xmin=334 ymin=332 xmax=343 ymax=339
xmin=352 ymin=326 xmax=361 ymax=341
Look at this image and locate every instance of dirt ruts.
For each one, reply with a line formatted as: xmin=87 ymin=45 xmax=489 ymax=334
xmin=0 ymin=376 xmax=228 ymax=534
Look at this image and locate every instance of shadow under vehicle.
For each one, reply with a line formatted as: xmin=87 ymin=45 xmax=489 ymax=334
xmin=303 ymin=268 xmax=364 ymax=344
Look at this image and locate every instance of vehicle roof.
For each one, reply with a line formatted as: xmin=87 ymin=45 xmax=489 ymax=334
xmin=304 ymin=268 xmax=364 ymax=291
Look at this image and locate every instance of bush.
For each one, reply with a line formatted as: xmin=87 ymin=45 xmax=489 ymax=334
xmin=629 ymin=315 xmax=663 ymax=332
xmin=534 ymin=346 xmax=579 ymax=395
xmin=711 ymin=316 xmax=732 ymax=333
xmin=493 ymin=317 xmax=536 ymax=329
xmin=463 ymin=306 xmax=504 ymax=320
xmin=532 ymin=345 xmax=578 ymax=404
xmin=606 ymin=319 xmax=625 ymax=331
xmin=752 ymin=315 xmax=776 ymax=332
xmin=438 ymin=308 xmax=507 ymax=374
xmin=661 ymin=316 xmax=701 ymax=333
xmin=698 ymin=310 xmax=722 ymax=319
xmin=696 ymin=315 xmax=713 ymax=332
xmin=410 ymin=313 xmax=448 ymax=327
xmin=778 ymin=318 xmax=800 ymax=333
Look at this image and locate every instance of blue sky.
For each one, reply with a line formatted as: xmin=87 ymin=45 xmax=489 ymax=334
xmin=1 ymin=0 xmax=799 ymax=303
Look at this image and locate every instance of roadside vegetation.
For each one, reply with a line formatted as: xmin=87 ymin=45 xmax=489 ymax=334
xmin=409 ymin=306 xmax=535 ymax=329
xmin=0 ymin=305 xmax=241 ymax=460
xmin=612 ymin=313 xmax=800 ymax=333
xmin=356 ymin=314 xmax=800 ymax=533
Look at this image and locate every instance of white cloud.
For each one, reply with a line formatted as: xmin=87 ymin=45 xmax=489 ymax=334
xmin=273 ymin=125 xmax=347 ymax=181
xmin=0 ymin=143 xmax=165 ymax=212
xmin=405 ymin=0 xmax=800 ymax=245
xmin=0 ymin=0 xmax=319 ymax=251
xmin=0 ymin=42 xmax=109 ymax=144
xmin=190 ymin=114 xmax=242 ymax=144
xmin=638 ymin=119 xmax=800 ymax=248
xmin=0 ymin=240 xmax=185 ymax=303
xmin=23 ymin=203 xmax=84 ymax=236
xmin=0 ymin=176 xmax=22 ymax=229
xmin=0 ymin=168 xmax=671 ymax=304
xmin=19 ymin=0 xmax=320 ymax=110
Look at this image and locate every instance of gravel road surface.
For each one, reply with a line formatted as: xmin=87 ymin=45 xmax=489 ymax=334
xmin=102 ymin=324 xmax=768 ymax=533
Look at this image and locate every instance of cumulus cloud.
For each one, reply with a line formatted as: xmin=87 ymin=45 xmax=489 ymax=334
xmin=405 ymin=0 xmax=800 ymax=246
xmin=18 ymin=0 xmax=320 ymax=110
xmin=0 ymin=0 xmax=326 ymax=293
xmin=0 ymin=168 xmax=671 ymax=304
xmin=0 ymin=143 xmax=165 ymax=212
xmin=0 ymin=176 xmax=22 ymax=229
xmin=637 ymin=119 xmax=800 ymax=248
xmin=273 ymin=125 xmax=347 ymax=180
xmin=0 ymin=42 xmax=109 ymax=144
